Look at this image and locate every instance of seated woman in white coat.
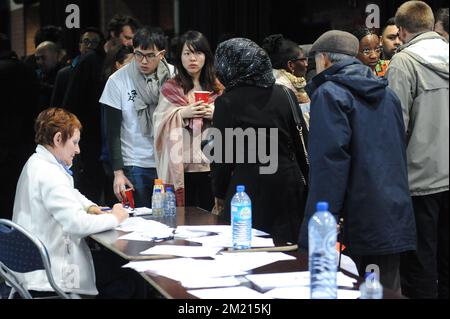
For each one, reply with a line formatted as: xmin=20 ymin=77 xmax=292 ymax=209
xmin=12 ymin=107 xmax=128 ymax=297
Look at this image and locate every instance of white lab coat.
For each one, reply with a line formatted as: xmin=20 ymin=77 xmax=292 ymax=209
xmin=12 ymin=145 xmax=119 ymax=295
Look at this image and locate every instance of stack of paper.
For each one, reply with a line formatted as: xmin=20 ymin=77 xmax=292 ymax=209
xmin=245 ymin=271 xmax=357 ymax=290
xmin=116 ymin=217 xmax=174 ymax=241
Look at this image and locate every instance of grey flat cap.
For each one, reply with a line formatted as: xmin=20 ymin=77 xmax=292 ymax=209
xmin=310 ymin=30 xmax=359 ymax=57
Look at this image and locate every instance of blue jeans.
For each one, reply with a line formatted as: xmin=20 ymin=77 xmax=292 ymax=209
xmin=123 ymin=166 xmax=157 ymax=208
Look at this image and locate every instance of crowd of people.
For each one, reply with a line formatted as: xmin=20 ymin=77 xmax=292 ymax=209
xmin=0 ymin=1 xmax=448 ymax=299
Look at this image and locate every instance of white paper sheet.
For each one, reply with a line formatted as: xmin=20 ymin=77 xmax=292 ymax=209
xmin=339 ymin=254 xmax=359 ymax=276
xmin=186 ymin=234 xmax=274 ymax=248
xmin=180 ymin=276 xmax=241 ymax=289
xmin=127 ymin=207 xmax=152 ymax=216
xmin=175 ymin=225 xmax=269 ymax=237
xmin=116 ymin=217 xmax=173 ymax=233
xmin=117 ymin=228 xmax=174 ymax=241
xmin=187 ymin=286 xmax=272 ymax=299
xmin=246 ymin=271 xmax=357 ymax=290
xmin=123 ymin=258 xmax=248 ymax=281
xmin=264 ymin=286 xmax=361 ymax=299
xmin=140 ymin=245 xmax=223 ymax=258
xmin=214 ymin=252 xmax=296 ymax=271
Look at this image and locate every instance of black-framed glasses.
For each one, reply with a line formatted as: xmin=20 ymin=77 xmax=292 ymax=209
xmin=134 ymin=50 xmax=163 ymax=62
xmin=360 ymin=47 xmax=382 ymax=56
xmin=80 ymin=38 xmax=100 ymax=46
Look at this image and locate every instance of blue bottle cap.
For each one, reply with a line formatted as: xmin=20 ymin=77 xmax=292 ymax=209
xmin=166 ymin=187 xmax=173 ymax=192
xmin=236 ymin=185 xmax=245 ymax=192
xmin=316 ymin=201 xmax=328 ymax=211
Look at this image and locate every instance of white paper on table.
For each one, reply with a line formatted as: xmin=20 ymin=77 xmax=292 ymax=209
xmin=140 ymin=245 xmax=223 ymax=258
xmin=116 ymin=217 xmax=172 ymax=233
xmin=180 ymin=276 xmax=241 ymax=289
xmin=339 ymin=254 xmax=359 ymax=276
xmin=123 ymin=258 xmax=248 ymax=282
xmin=117 ymin=228 xmax=174 ymax=241
xmin=213 ymin=252 xmax=296 ymax=272
xmin=187 ymin=286 xmax=272 ymax=299
xmin=127 ymin=207 xmax=152 ymax=216
xmin=264 ymin=286 xmax=361 ymax=299
xmin=174 ymin=229 xmax=210 ymax=239
xmin=122 ymin=258 xmax=192 ymax=273
xmin=246 ymin=271 xmax=357 ymax=290
xmin=176 ymin=225 xmax=269 ymax=237
xmin=186 ymin=234 xmax=274 ymax=248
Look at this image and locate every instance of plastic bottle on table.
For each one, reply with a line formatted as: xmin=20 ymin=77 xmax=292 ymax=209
xmin=231 ymin=185 xmax=252 ymax=250
xmin=152 ymin=189 xmax=164 ymax=217
xmin=359 ymin=272 xmax=383 ymax=299
xmin=153 ymin=179 xmax=165 ymax=194
xmin=309 ymin=201 xmax=337 ymax=299
xmin=163 ymin=187 xmax=177 ymax=216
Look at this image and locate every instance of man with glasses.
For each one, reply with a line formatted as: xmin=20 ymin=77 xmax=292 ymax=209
xmin=100 ymin=26 xmax=173 ymax=208
xmin=51 ymin=27 xmax=104 ymax=107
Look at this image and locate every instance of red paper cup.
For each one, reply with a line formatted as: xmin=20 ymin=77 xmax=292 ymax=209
xmin=194 ymin=91 xmax=210 ymax=103
xmin=123 ymin=188 xmax=135 ymax=209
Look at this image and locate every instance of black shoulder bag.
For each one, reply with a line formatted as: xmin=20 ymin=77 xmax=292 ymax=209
xmin=282 ymin=86 xmax=310 ymax=187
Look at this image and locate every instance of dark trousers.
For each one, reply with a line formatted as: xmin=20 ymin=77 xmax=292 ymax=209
xmin=123 ymin=166 xmax=157 ymax=208
xmin=185 ymin=171 xmax=214 ymax=211
xmin=91 ymin=243 xmax=158 ymax=299
xmin=350 ymin=253 xmax=401 ymax=294
xmin=401 ymin=191 xmax=449 ymax=299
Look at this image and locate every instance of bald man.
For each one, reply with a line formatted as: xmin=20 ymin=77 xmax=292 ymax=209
xmin=35 ymin=41 xmax=63 ymax=109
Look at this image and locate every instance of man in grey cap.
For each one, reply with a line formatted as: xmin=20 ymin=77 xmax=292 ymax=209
xmin=298 ymin=30 xmax=416 ymax=293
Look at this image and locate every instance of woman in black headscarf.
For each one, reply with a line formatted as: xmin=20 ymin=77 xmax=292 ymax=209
xmin=211 ymin=38 xmax=308 ymax=243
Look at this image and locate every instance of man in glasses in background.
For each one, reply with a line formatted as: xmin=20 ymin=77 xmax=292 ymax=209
xmin=51 ymin=27 xmax=104 ymax=107
xmin=100 ymin=26 xmax=173 ymax=209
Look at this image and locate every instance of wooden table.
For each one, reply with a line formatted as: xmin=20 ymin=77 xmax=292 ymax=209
xmin=90 ymin=207 xmax=404 ymax=299
xmin=90 ymin=207 xmax=297 ymax=261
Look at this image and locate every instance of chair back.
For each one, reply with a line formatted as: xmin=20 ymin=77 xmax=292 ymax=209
xmin=0 ymin=219 xmax=70 ymax=299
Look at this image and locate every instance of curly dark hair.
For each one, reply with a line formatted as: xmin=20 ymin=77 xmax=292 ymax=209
xmin=107 ymin=15 xmax=140 ymax=40
xmin=261 ymin=34 xmax=302 ymax=70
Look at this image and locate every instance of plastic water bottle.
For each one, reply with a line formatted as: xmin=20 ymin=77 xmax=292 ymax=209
xmin=152 ymin=189 xmax=164 ymax=217
xmin=359 ymin=272 xmax=383 ymax=299
xmin=309 ymin=201 xmax=337 ymax=299
xmin=163 ymin=187 xmax=177 ymax=216
xmin=231 ymin=185 xmax=252 ymax=250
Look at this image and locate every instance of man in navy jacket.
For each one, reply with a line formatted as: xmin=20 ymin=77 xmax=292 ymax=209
xmin=298 ymin=30 xmax=416 ymax=293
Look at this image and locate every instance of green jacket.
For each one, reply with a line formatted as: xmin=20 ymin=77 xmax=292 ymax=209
xmin=387 ymin=31 xmax=449 ymax=195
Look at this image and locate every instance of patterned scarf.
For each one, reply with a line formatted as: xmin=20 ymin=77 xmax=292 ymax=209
xmin=214 ymin=38 xmax=275 ymax=91
xmin=127 ymin=58 xmax=170 ymax=136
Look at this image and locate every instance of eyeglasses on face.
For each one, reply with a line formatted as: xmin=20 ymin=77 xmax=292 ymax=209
xmin=134 ymin=50 xmax=163 ymax=62
xmin=360 ymin=47 xmax=382 ymax=56
xmin=81 ymin=38 xmax=100 ymax=46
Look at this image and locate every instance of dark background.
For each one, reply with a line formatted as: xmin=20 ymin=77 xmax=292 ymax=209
xmin=2 ymin=0 xmax=449 ymax=58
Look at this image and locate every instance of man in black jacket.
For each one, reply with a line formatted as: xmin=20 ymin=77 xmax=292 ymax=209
xmin=298 ymin=30 xmax=416 ymax=292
